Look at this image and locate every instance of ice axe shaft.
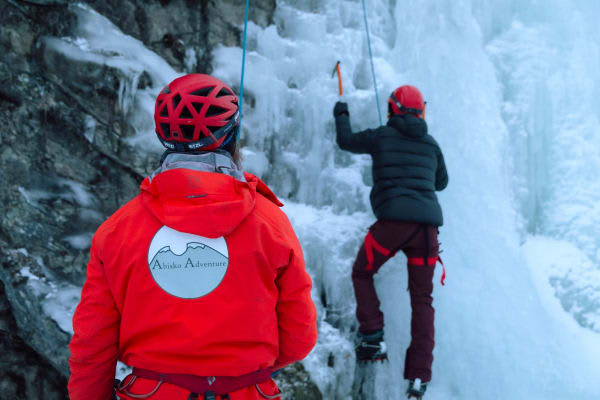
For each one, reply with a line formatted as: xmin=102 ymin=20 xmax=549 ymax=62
xmin=331 ymin=61 xmax=343 ymax=96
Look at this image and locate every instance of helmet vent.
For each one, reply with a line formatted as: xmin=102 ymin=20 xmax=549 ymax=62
xmin=173 ymin=94 xmax=182 ymax=110
xmin=206 ymin=105 xmax=228 ymax=117
xmin=155 ymin=75 xmax=238 ymax=151
xmin=180 ymin=105 xmax=193 ymax=119
xmin=180 ymin=124 xmax=195 ymax=140
xmin=216 ymin=88 xmax=232 ymax=98
xmin=160 ymin=104 xmax=169 ymax=117
xmin=160 ymin=123 xmax=171 ymax=138
xmin=190 ymin=102 xmax=203 ymax=114
xmin=191 ymin=87 xmax=214 ymax=97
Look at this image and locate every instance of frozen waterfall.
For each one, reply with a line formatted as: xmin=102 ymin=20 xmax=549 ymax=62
xmin=212 ymin=1 xmax=600 ymax=398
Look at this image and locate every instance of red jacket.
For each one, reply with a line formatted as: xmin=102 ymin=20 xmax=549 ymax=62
xmin=68 ymin=165 xmax=317 ymax=400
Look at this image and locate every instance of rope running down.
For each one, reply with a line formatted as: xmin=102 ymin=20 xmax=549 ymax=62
xmin=361 ymin=0 xmax=383 ymax=125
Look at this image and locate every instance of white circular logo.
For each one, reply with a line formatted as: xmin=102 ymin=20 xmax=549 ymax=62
xmin=147 ymin=226 xmax=229 ymax=299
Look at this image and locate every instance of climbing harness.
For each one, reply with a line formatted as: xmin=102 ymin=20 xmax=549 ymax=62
xmin=363 ymin=225 xmax=447 ymax=285
xmin=407 ymin=255 xmax=446 ymax=286
xmin=361 ymin=0 xmax=383 ymax=125
xmin=408 ymin=225 xmax=446 ymax=286
xmin=364 ymin=230 xmax=390 ymax=271
xmin=116 ymin=367 xmax=280 ymax=400
xmin=237 ymin=0 xmax=250 ymax=140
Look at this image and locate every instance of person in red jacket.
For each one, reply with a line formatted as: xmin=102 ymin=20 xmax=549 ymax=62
xmin=68 ymin=74 xmax=318 ymax=400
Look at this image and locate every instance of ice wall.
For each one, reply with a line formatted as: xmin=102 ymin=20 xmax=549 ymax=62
xmin=211 ymin=0 xmax=600 ymax=398
xmin=486 ymin=0 xmax=600 ymax=336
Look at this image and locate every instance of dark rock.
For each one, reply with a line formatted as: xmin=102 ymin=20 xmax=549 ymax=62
xmin=37 ymin=36 xmax=124 ymax=139
xmin=0 ymin=275 xmax=68 ymax=400
xmin=84 ymin=0 xmax=276 ymax=72
xmin=138 ymin=71 xmax=153 ymax=90
xmin=274 ymin=362 xmax=323 ymax=400
xmin=17 ymin=0 xmax=69 ymax=5
xmin=0 ymin=245 xmax=77 ymax=375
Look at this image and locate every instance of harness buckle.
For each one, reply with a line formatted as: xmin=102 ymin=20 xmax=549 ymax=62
xmin=255 ymin=383 xmax=282 ymax=399
xmin=119 ymin=375 xmax=164 ymax=399
xmin=203 ymin=391 xmax=216 ymax=400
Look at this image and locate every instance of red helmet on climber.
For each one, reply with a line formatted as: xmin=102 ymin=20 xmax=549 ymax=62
xmin=388 ymin=85 xmax=426 ymax=119
xmin=154 ymin=74 xmax=240 ymax=152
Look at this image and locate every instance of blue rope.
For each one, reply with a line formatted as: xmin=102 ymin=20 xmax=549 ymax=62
xmin=237 ymin=0 xmax=250 ymax=140
xmin=361 ymin=0 xmax=383 ymax=126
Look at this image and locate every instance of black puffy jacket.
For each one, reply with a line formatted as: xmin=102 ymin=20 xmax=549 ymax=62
xmin=335 ymin=112 xmax=448 ymax=226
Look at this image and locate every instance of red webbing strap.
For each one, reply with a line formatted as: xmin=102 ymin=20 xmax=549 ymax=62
xmin=130 ymin=367 xmax=273 ymax=395
xmin=407 ymin=256 xmax=446 ymax=286
xmin=438 ymin=256 xmax=446 ymax=286
xmin=364 ymin=231 xmax=391 ymax=271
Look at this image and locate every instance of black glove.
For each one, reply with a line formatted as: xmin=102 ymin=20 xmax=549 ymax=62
xmin=333 ymin=101 xmax=349 ymax=117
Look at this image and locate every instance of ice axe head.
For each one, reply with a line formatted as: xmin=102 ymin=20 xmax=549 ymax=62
xmin=331 ymin=61 xmax=340 ymax=78
xmin=331 ymin=61 xmax=343 ymax=96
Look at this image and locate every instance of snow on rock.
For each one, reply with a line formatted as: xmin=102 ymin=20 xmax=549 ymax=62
xmin=62 ymin=233 xmax=94 ymax=250
xmin=43 ymin=286 xmax=81 ymax=335
xmin=18 ymin=178 xmax=95 ymax=209
xmin=69 ymin=3 xmax=179 ymax=153
xmin=0 ymin=247 xmax=80 ymax=374
xmin=40 ymin=3 xmax=180 ymax=170
xmin=70 ymin=3 xmax=176 ymax=86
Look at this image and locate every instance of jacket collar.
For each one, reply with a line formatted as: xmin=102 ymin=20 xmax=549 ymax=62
xmin=151 ymin=151 xmax=246 ymax=183
xmin=387 ymin=114 xmax=428 ymax=138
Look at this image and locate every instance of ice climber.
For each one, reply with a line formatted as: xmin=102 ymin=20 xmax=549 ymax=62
xmin=68 ymin=74 xmax=318 ymax=400
xmin=333 ymin=85 xmax=448 ymax=399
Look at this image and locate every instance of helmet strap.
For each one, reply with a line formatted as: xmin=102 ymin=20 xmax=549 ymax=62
xmin=159 ymin=111 xmax=240 ymax=152
xmin=220 ymin=127 xmax=238 ymax=157
xmin=390 ymin=93 xmax=423 ymax=116
xmin=220 ymin=126 xmax=236 ymax=148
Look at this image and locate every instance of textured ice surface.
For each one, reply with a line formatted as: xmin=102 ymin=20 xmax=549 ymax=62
xmin=523 ymin=236 xmax=600 ymax=333
xmin=211 ymin=0 xmax=600 ymax=398
xmin=45 ymin=3 xmax=181 ymax=153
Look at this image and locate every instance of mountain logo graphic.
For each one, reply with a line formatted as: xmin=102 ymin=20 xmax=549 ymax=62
xmin=147 ymin=226 xmax=229 ymax=299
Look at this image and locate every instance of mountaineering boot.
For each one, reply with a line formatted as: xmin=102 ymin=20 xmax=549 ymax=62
xmin=355 ymin=330 xmax=387 ymax=362
xmin=406 ymin=378 xmax=428 ymax=399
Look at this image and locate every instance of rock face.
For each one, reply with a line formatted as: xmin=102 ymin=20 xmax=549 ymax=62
xmin=0 ymin=0 xmax=320 ymax=398
xmin=0 ymin=283 xmax=67 ymax=400
xmin=85 ymin=0 xmax=275 ymax=73
xmin=274 ymin=362 xmax=323 ymax=400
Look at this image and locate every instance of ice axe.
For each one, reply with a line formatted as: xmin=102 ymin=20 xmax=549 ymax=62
xmin=331 ymin=61 xmax=343 ymax=96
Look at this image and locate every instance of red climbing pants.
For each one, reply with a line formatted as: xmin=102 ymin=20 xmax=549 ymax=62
xmin=352 ymin=220 xmax=439 ymax=382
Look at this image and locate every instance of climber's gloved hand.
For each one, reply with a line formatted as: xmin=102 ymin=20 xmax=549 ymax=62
xmin=333 ymin=101 xmax=349 ymax=117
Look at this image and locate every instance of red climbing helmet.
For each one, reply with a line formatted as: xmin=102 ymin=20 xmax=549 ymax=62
xmin=154 ymin=74 xmax=240 ymax=152
xmin=388 ymin=85 xmax=426 ymax=118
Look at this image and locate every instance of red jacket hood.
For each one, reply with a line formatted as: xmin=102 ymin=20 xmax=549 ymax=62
xmin=140 ymin=170 xmax=282 ymax=238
